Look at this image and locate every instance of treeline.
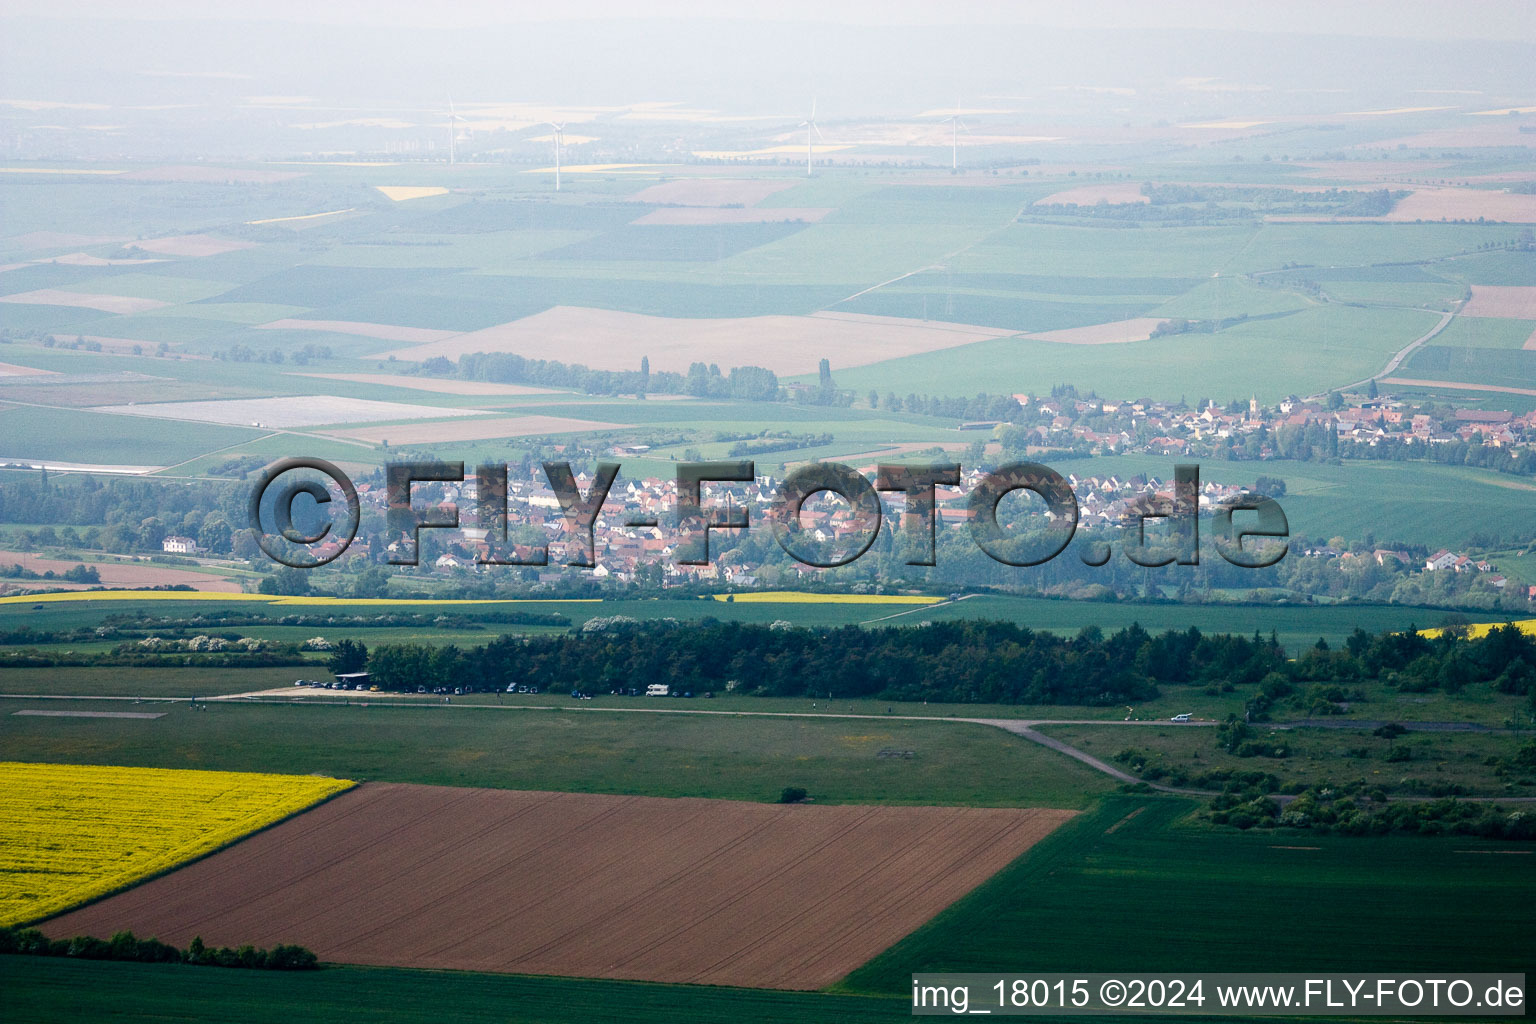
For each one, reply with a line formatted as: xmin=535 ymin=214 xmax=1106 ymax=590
xmin=0 ymin=474 xmax=245 ymax=557
xmin=1336 ymin=435 xmax=1536 ymax=477
xmin=1285 ymin=622 xmax=1536 ymax=696
xmin=1145 ymin=184 xmax=1404 ymax=217
xmin=1260 ymin=417 xmax=1536 ymax=478
xmin=1151 ymin=314 xmax=1251 ymax=337
xmin=0 ymin=650 xmax=308 ymax=669
xmin=0 ymin=563 xmax=98 ymax=582
xmin=875 ymin=391 xmax=1032 ymax=422
xmin=213 ymin=343 xmax=332 ymax=365
xmin=725 ymin=433 xmax=833 ymax=457
xmin=98 ymin=610 xmax=569 ymax=631
xmin=356 ymin=620 xmax=1536 ymax=708
xmin=411 ymin=352 xmax=783 ymax=403
xmin=1027 ymin=187 xmax=1403 ymax=225
xmin=408 ymin=349 xmax=1048 ymax=423
xmin=363 ymin=621 xmax=1295 ymax=705
xmin=0 ymin=927 xmax=318 ymax=970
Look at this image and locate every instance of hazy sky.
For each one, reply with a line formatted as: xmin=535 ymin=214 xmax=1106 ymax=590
xmin=6 ymin=0 xmax=1535 ymax=41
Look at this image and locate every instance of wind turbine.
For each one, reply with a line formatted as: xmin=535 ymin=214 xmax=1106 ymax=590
xmin=544 ymin=122 xmax=567 ymax=191
xmin=445 ymin=95 xmax=469 ymax=165
xmin=942 ymin=104 xmax=970 ymax=171
xmin=798 ymin=99 xmax=822 ymax=177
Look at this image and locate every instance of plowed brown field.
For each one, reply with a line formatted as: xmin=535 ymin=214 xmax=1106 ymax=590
xmin=1463 ymin=285 xmax=1536 ymax=320
xmin=44 ymin=783 xmax=1072 ymax=989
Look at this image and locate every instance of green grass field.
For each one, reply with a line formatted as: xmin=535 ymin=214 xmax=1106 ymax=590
xmin=818 ymin=303 xmax=1437 ymax=402
xmin=1228 ymin=223 xmax=1525 ymax=275
xmin=0 ymin=959 xmax=905 ymax=1024
xmin=840 ymin=795 xmax=1534 ymax=994
xmin=0 ymin=698 xmax=1116 ymax=807
xmin=1401 ymin=345 xmax=1536 ymax=390
xmin=1424 ymin=315 xmax=1536 ymax=350
xmin=0 ymin=404 xmax=264 ymax=465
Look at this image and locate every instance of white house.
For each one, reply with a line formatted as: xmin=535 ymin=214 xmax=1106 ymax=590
xmin=162 ymin=536 xmax=200 ymax=555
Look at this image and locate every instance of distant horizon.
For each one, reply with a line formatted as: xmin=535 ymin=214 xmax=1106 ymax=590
xmin=3 ymin=1 xmax=1536 ymax=43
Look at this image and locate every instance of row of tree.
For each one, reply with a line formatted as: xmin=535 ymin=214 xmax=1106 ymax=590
xmin=360 ymin=620 xmax=1298 ymax=705
xmin=0 ymin=927 xmax=318 ymax=970
xmin=354 ymin=620 xmax=1536 ymax=708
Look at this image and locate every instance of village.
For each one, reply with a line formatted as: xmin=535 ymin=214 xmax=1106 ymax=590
xmin=998 ymin=389 xmax=1536 ymax=459
xmin=223 ymin=386 xmax=1534 ymax=605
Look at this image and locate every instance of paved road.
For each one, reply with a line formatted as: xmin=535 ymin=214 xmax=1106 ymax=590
xmin=1307 ymin=309 xmax=1455 ymax=400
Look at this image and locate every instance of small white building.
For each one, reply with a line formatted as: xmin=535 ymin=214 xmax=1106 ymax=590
xmin=162 ymin=536 xmax=200 ymax=555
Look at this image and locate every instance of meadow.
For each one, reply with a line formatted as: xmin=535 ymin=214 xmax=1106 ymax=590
xmin=0 ymin=404 xmax=263 ymax=466
xmin=817 ymin=303 xmax=1440 ymax=403
xmin=1040 ymin=722 xmax=1533 ymax=798
xmin=0 ymin=698 xmax=1117 ymax=808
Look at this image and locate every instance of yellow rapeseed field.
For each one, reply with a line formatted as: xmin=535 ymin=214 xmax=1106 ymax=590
xmin=0 ymin=762 xmax=352 ymax=927
xmin=1420 ymin=619 xmax=1536 ymax=640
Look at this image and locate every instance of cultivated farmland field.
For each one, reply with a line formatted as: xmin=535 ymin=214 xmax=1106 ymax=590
xmin=1 ymin=958 xmax=907 ymax=1024
xmin=42 ymin=783 xmax=1074 ymax=988
xmin=93 ymin=395 xmax=479 ymax=428
xmin=1462 ymin=285 xmax=1536 ymax=319
xmin=0 ymin=762 xmax=351 ymax=926
xmin=377 ymin=306 xmax=1016 ymax=374
xmin=841 ymin=796 xmax=1534 ymax=993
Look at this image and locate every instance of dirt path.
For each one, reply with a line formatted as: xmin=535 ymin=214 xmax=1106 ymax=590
xmin=858 ymin=591 xmax=979 ymax=624
xmin=832 ymin=198 xmax=1040 ymax=310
